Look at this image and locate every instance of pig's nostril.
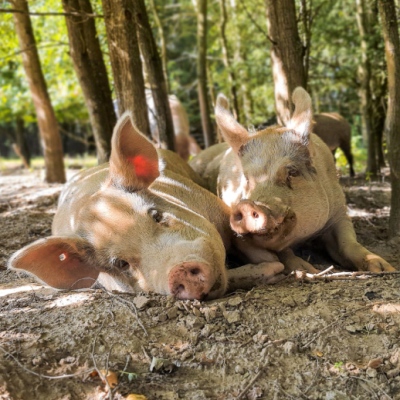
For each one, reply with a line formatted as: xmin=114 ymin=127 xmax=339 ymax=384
xmin=233 ymin=212 xmax=243 ymax=221
xmin=190 ymin=268 xmax=200 ymax=275
xmin=252 ymin=211 xmax=259 ymax=219
xmin=176 ymin=284 xmax=185 ymax=294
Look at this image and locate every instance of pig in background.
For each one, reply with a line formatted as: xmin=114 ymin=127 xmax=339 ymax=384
xmin=114 ymin=90 xmax=201 ymax=161
xmin=8 ymin=113 xmax=283 ymax=300
xmin=258 ymin=112 xmax=355 ymax=177
xmin=190 ymin=87 xmax=395 ymax=274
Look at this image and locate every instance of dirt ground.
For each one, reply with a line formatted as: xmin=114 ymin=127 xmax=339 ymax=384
xmin=0 ymin=167 xmax=399 ymax=400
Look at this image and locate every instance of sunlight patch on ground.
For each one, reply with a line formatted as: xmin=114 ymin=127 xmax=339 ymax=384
xmin=0 ymin=284 xmax=43 ymax=297
xmin=46 ymin=292 xmax=93 ymax=308
xmin=347 ymin=206 xmax=373 ymax=218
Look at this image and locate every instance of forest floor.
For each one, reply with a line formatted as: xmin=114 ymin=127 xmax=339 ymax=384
xmin=0 ymin=166 xmax=399 ymax=400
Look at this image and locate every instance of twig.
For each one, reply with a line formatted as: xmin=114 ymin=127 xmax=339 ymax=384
xmin=293 ymin=270 xmax=400 ymax=282
xmin=0 ymin=345 xmax=92 ymax=380
xmin=235 ymin=368 xmax=264 ymax=400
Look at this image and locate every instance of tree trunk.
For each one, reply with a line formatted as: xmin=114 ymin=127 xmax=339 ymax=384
xmin=378 ymin=0 xmax=400 ymax=238
xmin=195 ymin=0 xmax=215 ymax=148
xmin=14 ymin=117 xmax=30 ymax=169
xmin=134 ymin=0 xmax=175 ymax=151
xmin=62 ymin=0 xmax=116 ymax=164
xmin=148 ymin=0 xmax=169 ymax=93
xmin=356 ymin=0 xmax=378 ymax=176
xmin=102 ymin=0 xmax=151 ymax=138
xmin=11 ymin=0 xmax=65 ymax=183
xmin=265 ymin=0 xmax=306 ymax=125
xmin=218 ymin=0 xmax=240 ymax=122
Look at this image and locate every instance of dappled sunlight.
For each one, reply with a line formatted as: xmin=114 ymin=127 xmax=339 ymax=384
xmin=45 ymin=292 xmax=93 ymax=308
xmin=372 ymin=303 xmax=400 ymax=314
xmin=0 ymin=284 xmax=43 ymax=297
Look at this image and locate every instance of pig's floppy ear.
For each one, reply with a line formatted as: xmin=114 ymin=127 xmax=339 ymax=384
xmin=287 ymin=87 xmax=313 ymax=144
xmin=109 ymin=112 xmax=160 ymax=191
xmin=8 ymin=237 xmax=100 ymax=290
xmin=215 ymin=94 xmax=249 ymax=154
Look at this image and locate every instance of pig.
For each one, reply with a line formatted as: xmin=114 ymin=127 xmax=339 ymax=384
xmin=312 ymin=112 xmax=355 ymax=177
xmin=114 ymin=91 xmax=202 ymax=161
xmin=146 ymin=91 xmax=202 ymax=161
xmin=189 ymin=87 xmax=395 ymax=274
xmin=8 ymin=112 xmax=283 ymax=300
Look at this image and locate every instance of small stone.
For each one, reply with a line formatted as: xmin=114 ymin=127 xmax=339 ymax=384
xmin=134 ymin=296 xmax=150 ymax=309
xmin=32 ymin=356 xmax=42 ymax=366
xmin=227 ymin=297 xmax=242 ymax=307
xmin=387 ymin=368 xmax=400 ymax=378
xmin=192 ymin=307 xmax=202 ymax=317
xmin=283 ymin=341 xmax=297 ymax=355
xmin=366 ymin=367 xmax=377 ymax=378
xmin=167 ymin=306 xmax=178 ymax=319
xmin=158 ymin=313 xmax=167 ymax=322
xmin=149 ymin=357 xmax=176 ymax=374
xmin=223 ymin=310 xmax=240 ymax=324
xmin=235 ymin=365 xmax=244 ymax=374
xmin=186 ymin=315 xmax=205 ymax=329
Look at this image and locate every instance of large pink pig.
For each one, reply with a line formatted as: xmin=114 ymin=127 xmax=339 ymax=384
xmin=9 ymin=113 xmax=283 ymax=299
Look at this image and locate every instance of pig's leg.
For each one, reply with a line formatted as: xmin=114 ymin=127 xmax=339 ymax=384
xmin=278 ymin=248 xmax=320 ymax=274
xmin=321 ymin=217 xmax=395 ymax=272
xmin=227 ymin=262 xmax=285 ymax=291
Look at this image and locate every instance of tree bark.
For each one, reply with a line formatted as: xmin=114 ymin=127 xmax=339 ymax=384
xmin=265 ymin=0 xmax=306 ymax=124
xmin=11 ymin=0 xmax=65 ymax=183
xmin=134 ymin=0 xmax=175 ymax=151
xmin=218 ymin=0 xmax=240 ymax=122
xmin=378 ymin=0 xmax=400 ymax=238
xmin=62 ymin=0 xmax=116 ymax=164
xmin=356 ymin=0 xmax=378 ymax=176
xmin=148 ymin=0 xmax=169 ymax=93
xmin=14 ymin=116 xmax=30 ymax=169
xmin=195 ymin=0 xmax=215 ymax=148
xmin=101 ymin=0 xmax=151 ymax=138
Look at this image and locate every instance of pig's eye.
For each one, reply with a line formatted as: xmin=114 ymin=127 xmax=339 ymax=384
xmin=113 ymin=259 xmax=130 ymax=271
xmin=287 ymin=167 xmax=300 ymax=178
xmin=149 ymin=208 xmax=163 ymax=223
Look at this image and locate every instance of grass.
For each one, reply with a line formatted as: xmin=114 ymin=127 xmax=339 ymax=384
xmin=0 ymin=155 xmax=98 ymax=172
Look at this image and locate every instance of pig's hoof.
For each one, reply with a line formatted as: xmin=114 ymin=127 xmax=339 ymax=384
xmin=283 ymin=257 xmax=319 ymax=274
xmin=364 ymin=255 xmax=396 ymax=272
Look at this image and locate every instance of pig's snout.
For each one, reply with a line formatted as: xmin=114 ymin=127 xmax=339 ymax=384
xmin=168 ymin=262 xmax=212 ymax=300
xmin=230 ymin=200 xmax=296 ymax=237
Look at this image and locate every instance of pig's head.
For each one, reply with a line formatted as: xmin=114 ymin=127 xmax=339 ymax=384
xmin=216 ymin=87 xmax=329 ymax=251
xmin=8 ymin=113 xmax=228 ymax=300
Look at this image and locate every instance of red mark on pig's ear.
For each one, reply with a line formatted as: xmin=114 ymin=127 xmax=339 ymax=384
xmin=127 ymin=155 xmax=159 ymax=182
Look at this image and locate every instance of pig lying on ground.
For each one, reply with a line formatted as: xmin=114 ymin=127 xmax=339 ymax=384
xmin=258 ymin=112 xmax=355 ymax=177
xmin=190 ymin=87 xmax=395 ymax=274
xmin=312 ymin=112 xmax=355 ymax=178
xmin=8 ymin=113 xmax=283 ymax=299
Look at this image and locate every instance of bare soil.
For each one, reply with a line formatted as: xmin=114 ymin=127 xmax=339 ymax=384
xmin=0 ymin=167 xmax=399 ymax=400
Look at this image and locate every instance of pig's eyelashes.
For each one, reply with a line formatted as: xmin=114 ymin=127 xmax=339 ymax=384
xmin=113 ymin=259 xmax=130 ymax=271
xmin=287 ymin=166 xmax=300 ymax=178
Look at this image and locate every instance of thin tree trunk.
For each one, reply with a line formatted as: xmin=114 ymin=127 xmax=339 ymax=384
xmin=102 ymin=0 xmax=151 ymax=138
xmin=218 ymin=0 xmax=240 ymax=122
xmin=11 ymin=0 xmax=65 ymax=183
xmin=266 ymin=0 xmax=306 ymax=125
xmin=62 ymin=0 xmax=116 ymax=164
xmin=148 ymin=0 xmax=169 ymax=93
xmin=134 ymin=0 xmax=175 ymax=151
xmin=195 ymin=0 xmax=215 ymax=148
xmin=356 ymin=0 xmax=378 ymax=175
xmin=14 ymin=117 xmax=30 ymax=169
xmin=378 ymin=0 xmax=400 ymax=237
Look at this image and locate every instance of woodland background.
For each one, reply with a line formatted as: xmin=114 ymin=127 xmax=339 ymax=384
xmin=0 ymin=0 xmax=399 ymax=237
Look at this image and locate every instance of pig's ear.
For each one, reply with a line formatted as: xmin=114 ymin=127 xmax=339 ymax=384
xmin=287 ymin=87 xmax=313 ymax=144
xmin=109 ymin=112 xmax=160 ymax=191
xmin=215 ymin=94 xmax=249 ymax=153
xmin=8 ymin=237 xmax=99 ymax=290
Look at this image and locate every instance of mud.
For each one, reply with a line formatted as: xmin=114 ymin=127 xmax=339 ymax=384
xmin=0 ymin=167 xmax=399 ymax=400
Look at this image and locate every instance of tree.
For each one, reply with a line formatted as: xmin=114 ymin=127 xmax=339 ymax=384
xmin=101 ymin=0 xmax=151 ymax=138
xmin=11 ymin=0 xmax=65 ymax=183
xmin=195 ymin=0 xmax=215 ymax=147
xmin=134 ymin=0 xmax=175 ymax=150
xmin=378 ymin=0 xmax=400 ymax=238
xmin=265 ymin=0 xmax=306 ymax=124
xmin=62 ymin=0 xmax=116 ymax=164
